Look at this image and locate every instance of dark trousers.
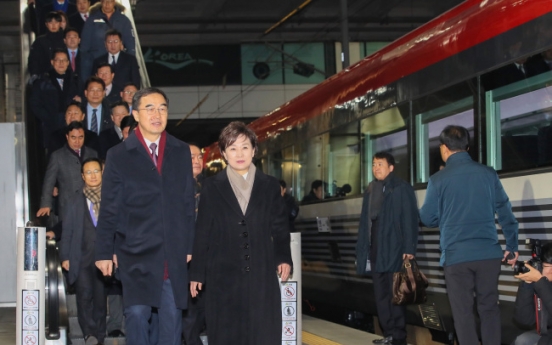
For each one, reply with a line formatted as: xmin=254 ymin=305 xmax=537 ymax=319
xmin=75 ymin=260 xmax=107 ymax=342
xmin=373 ymin=271 xmax=406 ymax=340
xmin=182 ymin=288 xmax=205 ymax=345
xmin=443 ymin=258 xmax=501 ymax=345
xmin=125 ymin=279 xmax=182 ymax=345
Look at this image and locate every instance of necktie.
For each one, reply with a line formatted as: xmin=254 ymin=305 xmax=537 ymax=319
xmin=57 ymin=78 xmax=63 ymax=89
xmin=111 ymin=55 xmax=116 ymax=66
xmin=71 ymin=51 xmax=76 ymax=71
xmin=149 ymin=143 xmax=158 ymax=167
xmin=91 ymin=109 xmax=98 ymax=134
xmin=84 ymin=14 xmax=88 ymax=20
xmin=89 ymin=201 xmax=97 ymax=226
xmin=74 ymin=149 xmax=80 ymax=157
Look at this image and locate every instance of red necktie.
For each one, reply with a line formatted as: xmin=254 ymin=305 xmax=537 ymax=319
xmin=71 ymin=51 xmax=76 ymax=72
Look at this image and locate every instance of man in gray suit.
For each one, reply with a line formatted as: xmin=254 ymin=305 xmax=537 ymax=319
xmin=37 ymin=121 xmax=98 ymax=218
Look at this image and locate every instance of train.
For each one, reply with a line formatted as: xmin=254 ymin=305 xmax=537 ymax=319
xmin=201 ymin=0 xmax=552 ymax=343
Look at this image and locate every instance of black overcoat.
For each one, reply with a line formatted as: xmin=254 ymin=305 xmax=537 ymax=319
xmin=189 ymin=168 xmax=292 ymax=345
xmin=95 ymin=131 xmax=196 ymax=309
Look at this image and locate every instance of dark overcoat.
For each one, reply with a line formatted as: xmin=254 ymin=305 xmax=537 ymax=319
xmin=95 ymin=131 xmax=196 ymax=309
xmin=355 ymin=173 xmax=419 ymax=275
xmin=189 ymin=168 xmax=292 ymax=345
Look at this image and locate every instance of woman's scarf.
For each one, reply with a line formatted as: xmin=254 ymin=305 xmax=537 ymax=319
xmin=227 ymin=163 xmax=256 ymax=215
xmin=83 ymin=185 xmax=102 ymax=219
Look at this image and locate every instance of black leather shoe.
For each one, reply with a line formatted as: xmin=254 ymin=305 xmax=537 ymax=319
xmin=373 ymin=336 xmax=392 ymax=344
xmin=108 ymin=329 xmax=125 ymax=337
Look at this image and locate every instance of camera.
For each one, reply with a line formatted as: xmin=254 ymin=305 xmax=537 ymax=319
xmin=513 ymin=238 xmax=543 ymax=274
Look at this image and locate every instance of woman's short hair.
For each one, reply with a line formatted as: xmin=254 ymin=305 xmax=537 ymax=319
xmin=218 ymin=121 xmax=257 ymax=154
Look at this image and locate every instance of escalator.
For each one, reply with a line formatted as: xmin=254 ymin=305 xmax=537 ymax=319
xmin=45 ymin=239 xmax=68 ymax=344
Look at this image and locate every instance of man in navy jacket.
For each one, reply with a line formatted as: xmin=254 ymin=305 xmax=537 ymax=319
xmin=420 ymin=125 xmax=519 ymax=345
xmin=95 ymin=87 xmax=196 ymax=345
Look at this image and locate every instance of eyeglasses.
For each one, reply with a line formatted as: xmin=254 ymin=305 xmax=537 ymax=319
xmin=123 ymin=91 xmax=136 ymax=95
xmin=84 ymin=169 xmax=101 ymax=175
xmin=106 ymin=40 xmax=120 ymax=44
xmin=138 ymin=107 xmax=168 ymax=115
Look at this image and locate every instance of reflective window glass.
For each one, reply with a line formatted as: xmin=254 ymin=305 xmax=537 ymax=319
xmin=327 ymin=122 xmax=360 ymax=198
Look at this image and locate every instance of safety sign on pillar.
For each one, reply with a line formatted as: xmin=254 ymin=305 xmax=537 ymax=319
xmin=281 ymin=281 xmax=297 ymax=345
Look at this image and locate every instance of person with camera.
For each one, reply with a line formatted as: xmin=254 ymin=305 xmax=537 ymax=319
xmin=514 ymin=242 xmax=552 ymax=345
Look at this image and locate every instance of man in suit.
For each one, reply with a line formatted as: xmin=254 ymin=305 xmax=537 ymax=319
xmin=93 ymin=29 xmax=140 ymax=91
xmin=60 ymin=157 xmax=107 ymax=345
xmin=68 ymin=0 xmax=90 ymax=35
xmin=64 ymin=27 xmax=81 ymax=79
xmin=81 ymin=76 xmax=113 ymax=135
xmin=37 ymin=121 xmax=98 ymax=219
xmin=120 ymin=82 xmax=138 ymax=113
xmin=98 ymin=101 xmax=128 ymax=159
xmin=28 ymin=11 xmax=66 ymax=78
xmin=95 ymin=63 xmax=121 ymax=104
xmin=49 ymin=102 xmax=100 ymax=155
xmin=95 ymin=87 xmax=196 ymax=345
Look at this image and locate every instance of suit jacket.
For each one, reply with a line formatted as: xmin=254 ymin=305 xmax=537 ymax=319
xmin=59 ymin=193 xmax=97 ymax=284
xmin=49 ymin=126 xmax=100 ymax=156
xmin=98 ymin=126 xmax=122 ymax=159
xmin=81 ymin=99 xmax=114 ymax=134
xmin=93 ymin=51 xmax=141 ymax=90
xmin=104 ymin=85 xmax=122 ymax=105
xmin=40 ymin=144 xmax=98 ymax=217
xmin=189 ymin=168 xmax=292 ymax=345
xmin=68 ymin=12 xmax=86 ymax=34
xmin=66 ymin=49 xmax=82 ymax=80
xmin=96 ymin=130 xmax=196 ymax=309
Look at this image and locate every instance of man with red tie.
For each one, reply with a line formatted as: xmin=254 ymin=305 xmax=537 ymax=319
xmin=95 ymin=88 xmax=196 ymax=345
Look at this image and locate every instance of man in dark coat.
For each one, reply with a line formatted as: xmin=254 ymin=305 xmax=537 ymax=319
xmin=30 ymin=49 xmax=80 ymax=149
xmin=60 ymin=157 xmax=107 ymax=345
xmin=280 ymin=179 xmax=299 ymax=232
xmin=98 ymin=101 xmax=128 ymax=159
xmin=81 ymin=76 xmax=113 ymax=135
xmin=92 ymin=29 xmax=140 ymax=91
xmin=68 ymin=0 xmax=90 ymax=34
xmin=28 ymin=11 xmax=66 ymax=78
xmin=95 ymin=87 xmax=196 ymax=345
xmin=64 ymin=27 xmax=82 ymax=80
xmin=49 ymin=102 xmax=100 ymax=155
xmin=355 ymin=152 xmax=419 ymax=345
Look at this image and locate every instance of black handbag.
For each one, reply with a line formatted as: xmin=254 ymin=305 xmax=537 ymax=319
xmin=392 ymin=258 xmax=428 ymax=305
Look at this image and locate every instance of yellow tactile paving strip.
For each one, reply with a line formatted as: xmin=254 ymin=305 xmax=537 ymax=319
xmin=303 ymin=331 xmax=342 ymax=345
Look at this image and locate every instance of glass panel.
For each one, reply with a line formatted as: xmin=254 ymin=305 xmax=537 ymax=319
xmin=415 ymin=98 xmax=474 ymax=183
xmin=269 ymin=146 xmax=300 ymax=199
xmin=486 ymin=70 xmax=552 ymax=172
xmin=360 ymin=106 xmax=409 ymax=189
xmin=241 ymin=44 xmax=284 ymax=85
xmin=327 ymin=122 xmax=360 ymax=198
xmin=283 ymin=43 xmax=326 ymax=84
xmin=362 ymin=42 xmax=390 ymax=58
xmin=297 ymin=135 xmax=328 ymax=204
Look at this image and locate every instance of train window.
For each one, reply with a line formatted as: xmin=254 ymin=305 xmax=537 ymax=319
xmin=360 ymin=107 xmax=409 ymax=188
xmin=415 ymin=98 xmax=474 ymax=183
xmin=486 ymin=70 xmax=552 ymax=172
xmin=328 ymin=122 xmax=360 ymax=198
xmin=297 ymin=135 xmax=327 ymax=204
xmin=269 ymin=146 xmax=301 ymax=199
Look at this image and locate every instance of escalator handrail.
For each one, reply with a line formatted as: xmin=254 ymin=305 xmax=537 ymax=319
xmin=45 ymin=239 xmax=67 ymax=340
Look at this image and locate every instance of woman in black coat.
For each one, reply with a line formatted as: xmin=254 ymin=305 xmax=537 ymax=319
xmin=190 ymin=121 xmax=292 ymax=345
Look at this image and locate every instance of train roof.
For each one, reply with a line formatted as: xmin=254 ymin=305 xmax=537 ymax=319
xmin=206 ymin=0 xmax=552 ymax=160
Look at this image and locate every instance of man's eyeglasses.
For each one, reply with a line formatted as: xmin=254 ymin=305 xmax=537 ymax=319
xmin=84 ymin=169 xmax=101 ymax=175
xmin=123 ymin=91 xmax=136 ymax=95
xmin=138 ymin=107 xmax=168 ymax=115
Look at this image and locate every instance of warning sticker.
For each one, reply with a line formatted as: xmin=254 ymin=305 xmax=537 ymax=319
xmin=280 ymin=282 xmax=297 ymax=302
xmin=282 ymin=302 xmax=296 ymax=321
xmin=22 ymin=290 xmax=39 ymax=311
xmin=282 ymin=321 xmax=296 ymax=341
xmin=282 ymin=341 xmax=297 ymax=345
xmin=22 ymin=331 xmax=38 ymax=345
xmin=22 ymin=310 xmax=39 ymax=331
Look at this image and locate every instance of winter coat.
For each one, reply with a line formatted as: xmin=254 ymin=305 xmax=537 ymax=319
xmin=189 ymin=168 xmax=292 ymax=345
xmin=355 ymin=172 xmax=419 ymax=274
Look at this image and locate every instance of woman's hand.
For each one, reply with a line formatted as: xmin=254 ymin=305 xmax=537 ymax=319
xmin=278 ymin=263 xmax=291 ymax=282
xmin=190 ymin=281 xmax=202 ymax=298
xmin=515 ymin=263 xmax=543 ymax=283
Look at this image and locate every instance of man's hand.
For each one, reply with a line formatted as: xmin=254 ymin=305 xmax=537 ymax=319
xmin=96 ymin=260 xmax=113 ymax=276
xmin=278 ymin=263 xmax=291 ymax=282
xmin=403 ymin=254 xmax=414 ymax=260
xmin=61 ymin=260 xmax=69 ymax=271
xmin=36 ymin=207 xmax=51 ymax=217
xmin=52 ymin=187 xmax=58 ymax=197
xmin=190 ymin=281 xmax=202 ymax=298
xmin=112 ymin=254 xmax=118 ymax=268
xmin=187 ymin=255 xmax=192 ymax=263
xmin=46 ymin=231 xmax=55 ymax=240
xmin=515 ymin=263 xmax=543 ymax=283
xmin=503 ymin=251 xmax=519 ymax=268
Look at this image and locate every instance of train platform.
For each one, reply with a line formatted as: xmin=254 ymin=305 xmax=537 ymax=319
xmin=0 ymin=307 xmax=394 ymax=345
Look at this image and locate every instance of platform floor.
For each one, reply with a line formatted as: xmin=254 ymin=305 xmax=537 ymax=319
xmin=0 ymin=307 xmax=389 ymax=345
